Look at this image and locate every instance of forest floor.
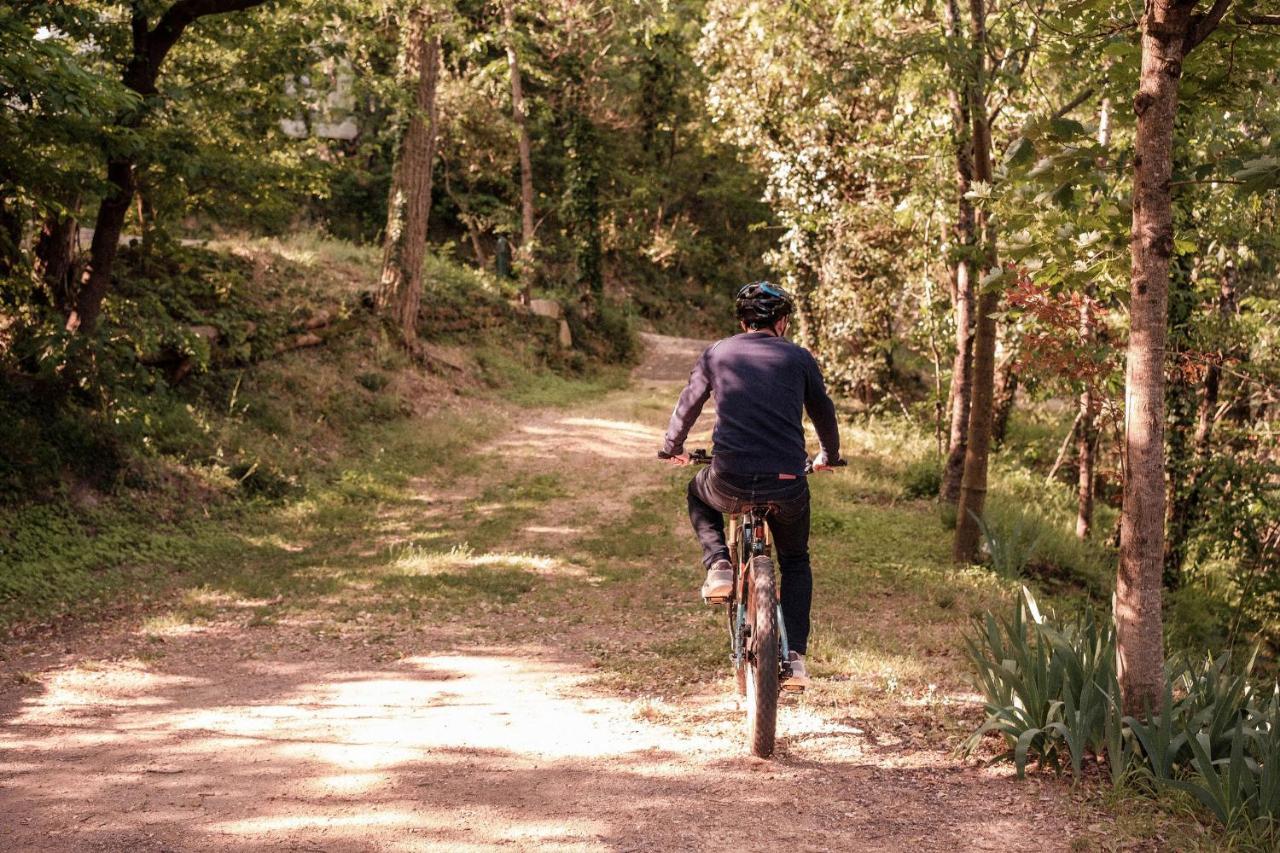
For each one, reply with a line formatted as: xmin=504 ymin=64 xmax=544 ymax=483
xmin=0 ymin=333 xmax=1176 ymax=851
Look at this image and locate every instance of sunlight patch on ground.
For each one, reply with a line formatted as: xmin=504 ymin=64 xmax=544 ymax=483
xmin=523 ymin=524 xmax=581 ymax=535
xmin=140 ymin=611 xmax=208 ymax=638
xmin=389 ymin=544 xmax=580 ymax=577
xmin=236 ymin=532 xmax=309 ymax=552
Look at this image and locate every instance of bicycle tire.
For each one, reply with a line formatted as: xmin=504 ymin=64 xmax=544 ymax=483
xmin=730 ymin=601 xmax=746 ymax=696
xmin=744 ymin=555 xmax=779 ymax=758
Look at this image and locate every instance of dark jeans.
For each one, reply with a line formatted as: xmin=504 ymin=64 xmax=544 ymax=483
xmin=687 ymin=467 xmax=813 ymax=655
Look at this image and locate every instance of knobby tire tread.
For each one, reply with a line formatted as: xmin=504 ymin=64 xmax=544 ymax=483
xmin=746 ymin=555 xmax=779 ymax=758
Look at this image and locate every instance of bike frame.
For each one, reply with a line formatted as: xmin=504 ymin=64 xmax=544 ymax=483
xmin=727 ymin=509 xmax=792 ymax=680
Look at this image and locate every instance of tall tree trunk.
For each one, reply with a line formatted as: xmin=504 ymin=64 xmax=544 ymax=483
xmin=504 ymin=0 xmax=536 ymax=305
xmin=1078 ymin=98 xmax=1111 ymax=541
xmin=953 ymin=0 xmax=999 ymax=563
xmin=1117 ymin=0 xmax=1199 ymax=713
xmin=378 ymin=10 xmax=441 ymax=345
xmin=940 ymin=0 xmax=976 ymax=506
xmin=1075 ymin=376 xmax=1095 ymax=535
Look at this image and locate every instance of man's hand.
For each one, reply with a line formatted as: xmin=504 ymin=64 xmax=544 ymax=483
xmin=811 ymin=450 xmax=839 ymax=472
xmin=664 ymin=452 xmax=692 ymax=467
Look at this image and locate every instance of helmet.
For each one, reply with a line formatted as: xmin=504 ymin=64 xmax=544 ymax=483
xmin=735 ymin=281 xmax=795 ymax=328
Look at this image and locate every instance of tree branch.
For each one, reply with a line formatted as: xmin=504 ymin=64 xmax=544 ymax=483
xmin=1243 ymin=13 xmax=1280 ymax=24
xmin=1053 ymin=87 xmax=1096 ymax=118
xmin=148 ymin=0 xmax=271 ymax=74
xmin=1187 ymin=0 xmax=1233 ymax=51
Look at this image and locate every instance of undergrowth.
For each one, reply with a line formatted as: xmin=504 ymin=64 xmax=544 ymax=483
xmin=0 ymin=233 xmax=637 ymax=632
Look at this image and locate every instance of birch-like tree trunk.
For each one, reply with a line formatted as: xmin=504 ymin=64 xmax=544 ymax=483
xmin=1117 ymin=0 xmax=1196 ymax=712
xmin=1077 ymin=97 xmax=1110 ymax=540
xmin=952 ymin=0 xmax=999 ymax=563
xmin=504 ymin=0 xmax=536 ymax=304
xmin=1076 ymin=299 xmax=1098 ymax=540
xmin=940 ymin=0 xmax=976 ymax=507
xmin=378 ymin=8 xmax=442 ymax=344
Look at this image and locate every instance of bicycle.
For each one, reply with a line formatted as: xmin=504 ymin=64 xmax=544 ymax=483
xmin=685 ymin=449 xmax=844 ymax=758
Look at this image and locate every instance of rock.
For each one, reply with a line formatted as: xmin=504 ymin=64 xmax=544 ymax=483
xmin=558 ymin=318 xmax=573 ymax=348
xmin=529 ymin=298 xmax=563 ymax=319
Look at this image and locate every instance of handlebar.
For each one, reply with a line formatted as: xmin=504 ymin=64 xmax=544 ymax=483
xmin=657 ymin=449 xmax=846 ymax=474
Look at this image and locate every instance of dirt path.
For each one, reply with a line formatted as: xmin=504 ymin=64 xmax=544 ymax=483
xmin=0 ymin=334 xmax=1108 ymax=852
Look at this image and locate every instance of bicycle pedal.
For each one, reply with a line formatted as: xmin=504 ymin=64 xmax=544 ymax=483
xmin=702 ymin=594 xmax=730 ymax=605
xmin=782 ymin=682 xmax=806 ymax=694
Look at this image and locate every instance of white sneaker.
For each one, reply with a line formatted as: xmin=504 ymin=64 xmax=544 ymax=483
xmin=700 ymin=560 xmax=733 ymax=602
xmin=783 ymin=652 xmax=810 ymax=691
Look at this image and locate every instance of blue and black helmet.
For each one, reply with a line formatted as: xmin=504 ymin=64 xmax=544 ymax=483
xmin=735 ymin=281 xmax=795 ymax=327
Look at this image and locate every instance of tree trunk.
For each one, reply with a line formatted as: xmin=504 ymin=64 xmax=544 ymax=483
xmin=377 ymin=9 xmax=442 ymax=345
xmin=940 ymin=0 xmax=976 ymax=506
xmin=0 ymin=196 xmax=21 ymax=278
xmin=1163 ymin=267 xmax=1234 ymax=580
xmin=991 ymin=352 xmax=1018 ymax=448
xmin=1077 ymin=383 xmax=1098 ymax=540
xmin=1118 ymin=0 xmax=1195 ymax=713
xmin=34 ymin=207 xmax=79 ymax=312
xmin=1078 ymin=97 xmax=1110 ymax=541
xmin=953 ymin=0 xmax=999 ymax=563
xmin=504 ymin=0 xmax=536 ymax=305
xmin=70 ymin=158 xmax=137 ymax=333
xmin=1076 ymin=297 xmax=1098 ymax=539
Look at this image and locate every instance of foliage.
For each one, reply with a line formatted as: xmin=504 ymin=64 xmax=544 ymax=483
xmin=968 ymin=589 xmax=1280 ymax=839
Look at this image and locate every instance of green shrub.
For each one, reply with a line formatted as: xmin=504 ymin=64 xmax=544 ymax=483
xmin=901 ymin=457 xmax=942 ymax=499
xmin=964 ymin=587 xmax=1119 ymax=780
xmin=968 ymin=590 xmax=1280 ymax=840
xmin=974 ymin=510 xmax=1044 ymax=578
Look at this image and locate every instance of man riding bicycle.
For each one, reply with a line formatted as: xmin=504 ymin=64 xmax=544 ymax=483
xmin=658 ymin=282 xmax=842 ymax=689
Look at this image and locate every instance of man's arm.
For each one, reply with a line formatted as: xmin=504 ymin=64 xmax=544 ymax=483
xmin=662 ymin=347 xmax=714 ymax=457
xmin=803 ymin=352 xmax=841 ymax=464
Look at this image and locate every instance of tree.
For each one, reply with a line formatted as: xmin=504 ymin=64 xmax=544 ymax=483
xmin=67 ymin=0 xmax=271 ymax=336
xmin=378 ymin=4 xmax=443 ymax=344
xmin=503 ymin=0 xmax=536 ymax=304
xmin=940 ymin=0 xmax=976 ymax=507
xmin=1115 ymin=0 xmax=1278 ymax=711
xmin=952 ymin=0 xmax=1000 ymax=563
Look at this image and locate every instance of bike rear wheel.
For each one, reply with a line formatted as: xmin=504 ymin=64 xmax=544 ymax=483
xmin=744 ymin=555 xmax=779 ymax=758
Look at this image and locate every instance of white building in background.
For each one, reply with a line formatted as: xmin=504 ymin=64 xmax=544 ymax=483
xmin=280 ymin=61 xmax=359 ymax=141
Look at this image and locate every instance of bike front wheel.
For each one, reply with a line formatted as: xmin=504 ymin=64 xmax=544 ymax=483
xmin=744 ymin=555 xmax=779 ymax=758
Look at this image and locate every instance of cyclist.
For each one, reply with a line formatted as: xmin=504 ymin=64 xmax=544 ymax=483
xmin=658 ymin=281 xmax=842 ymax=689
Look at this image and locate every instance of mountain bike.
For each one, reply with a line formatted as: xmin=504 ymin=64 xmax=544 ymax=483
xmin=686 ymin=449 xmax=844 ymax=758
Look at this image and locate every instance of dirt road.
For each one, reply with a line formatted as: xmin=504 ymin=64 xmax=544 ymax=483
xmin=0 ymin=334 xmax=1103 ymax=852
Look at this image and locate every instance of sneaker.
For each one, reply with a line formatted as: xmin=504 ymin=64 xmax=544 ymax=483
xmin=783 ymin=652 xmax=810 ymax=691
xmin=700 ymin=559 xmax=733 ymax=602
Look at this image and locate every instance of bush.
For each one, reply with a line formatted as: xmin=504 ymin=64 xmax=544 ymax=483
xmin=901 ymin=457 xmax=942 ymax=499
xmin=967 ymin=589 xmax=1280 ymax=840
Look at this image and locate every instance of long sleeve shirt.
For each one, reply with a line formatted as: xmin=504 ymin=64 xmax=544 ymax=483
xmin=662 ymin=332 xmax=841 ymax=477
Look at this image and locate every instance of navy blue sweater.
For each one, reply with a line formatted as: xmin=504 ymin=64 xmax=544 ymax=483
xmin=662 ymin=332 xmax=840 ymax=476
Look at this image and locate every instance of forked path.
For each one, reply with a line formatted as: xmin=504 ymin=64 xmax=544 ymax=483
xmin=0 ymin=333 xmax=1098 ymax=852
